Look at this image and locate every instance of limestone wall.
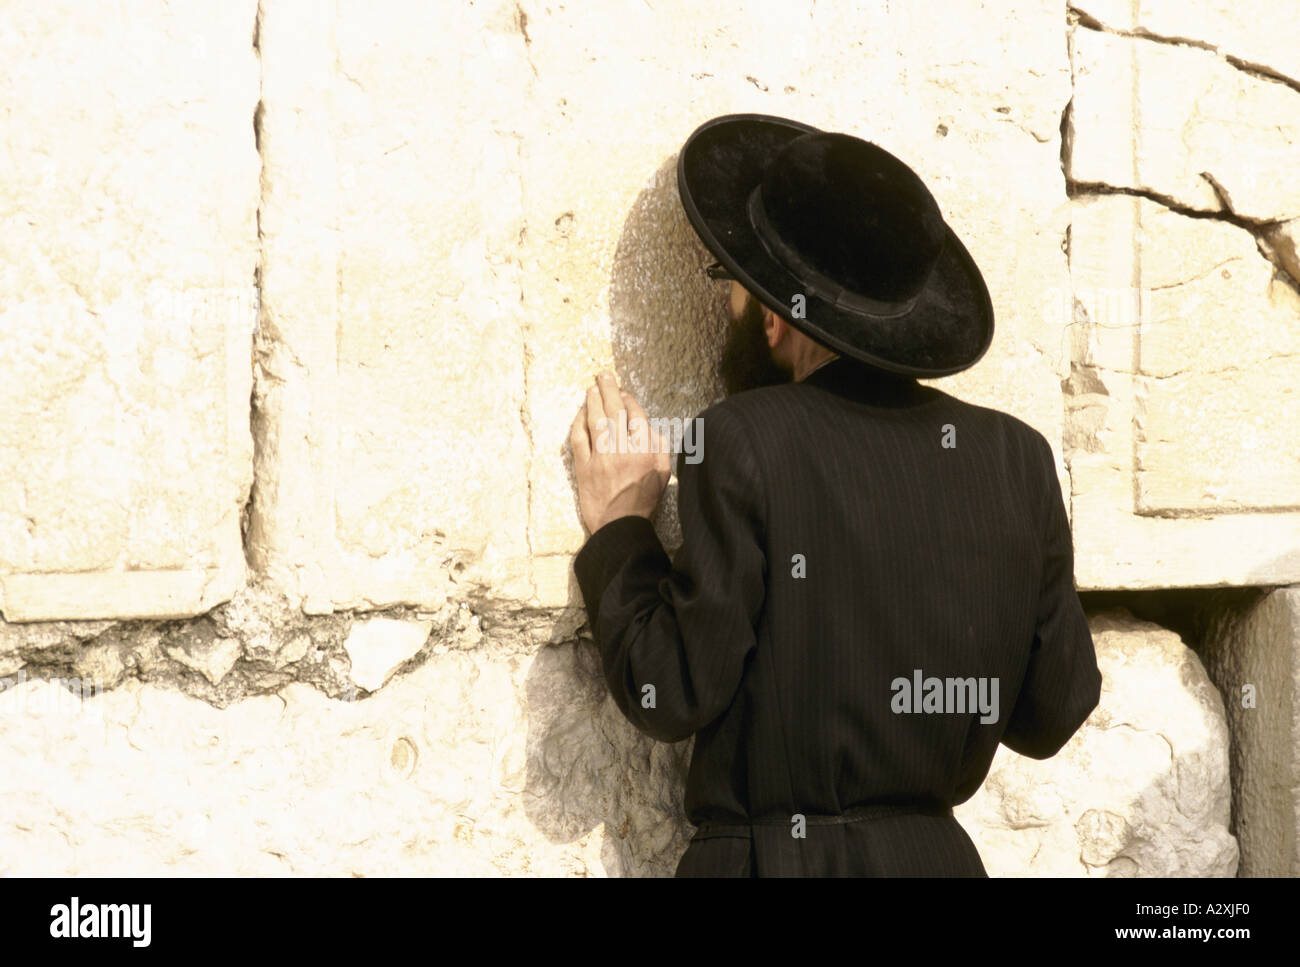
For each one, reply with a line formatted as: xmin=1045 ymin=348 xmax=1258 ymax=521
xmin=1 ymin=0 xmax=1296 ymax=876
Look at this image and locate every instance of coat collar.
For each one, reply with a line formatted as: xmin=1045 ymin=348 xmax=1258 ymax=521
xmin=799 ymin=355 xmax=938 ymax=408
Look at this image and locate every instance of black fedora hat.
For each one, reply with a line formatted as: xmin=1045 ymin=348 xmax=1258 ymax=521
xmin=676 ymin=114 xmax=994 ymax=378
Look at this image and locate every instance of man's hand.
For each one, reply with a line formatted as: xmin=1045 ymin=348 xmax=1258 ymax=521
xmin=570 ymin=371 xmax=672 ymax=534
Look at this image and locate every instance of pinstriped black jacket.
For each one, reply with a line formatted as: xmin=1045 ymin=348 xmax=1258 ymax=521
xmin=573 ymin=356 xmax=1102 ymax=876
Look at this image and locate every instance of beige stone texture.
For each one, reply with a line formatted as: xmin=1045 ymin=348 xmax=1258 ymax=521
xmin=0 ymin=1 xmax=260 ymax=622
xmin=1067 ymin=25 xmax=1300 ymax=221
xmin=248 ymin=0 xmax=1075 ymax=611
xmin=1066 ymin=194 xmax=1300 ymax=589
xmin=1201 ymin=587 xmax=1300 ymax=875
xmin=0 ymin=612 xmax=688 ymax=876
xmin=3 ymin=0 xmax=1295 ymax=879
xmin=0 ymin=602 xmax=1235 ymax=876
xmin=247 ymin=0 xmax=534 ymax=615
xmin=343 ymin=617 xmax=433 ymax=692
xmin=1071 ymin=0 xmax=1300 ymax=87
xmin=955 ymin=610 xmax=1238 ymax=876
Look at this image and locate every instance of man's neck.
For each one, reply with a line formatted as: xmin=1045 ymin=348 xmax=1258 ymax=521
xmin=794 ymin=352 xmax=840 ymax=382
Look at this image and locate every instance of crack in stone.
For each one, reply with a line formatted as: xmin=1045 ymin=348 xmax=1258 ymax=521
xmin=506 ymin=9 xmax=538 ymax=600
xmin=1138 ymin=352 xmax=1300 ymax=381
xmin=1065 ymin=181 xmax=1300 ymax=291
xmin=2 ymin=589 xmax=568 ymax=711
xmin=1068 ymin=4 xmax=1300 ymax=95
xmin=249 ymin=0 xmax=269 ymax=575
xmin=501 ymin=129 xmax=537 ymax=599
xmin=1146 ymin=255 xmax=1243 ymax=291
xmin=1058 ymin=86 xmax=1073 ymax=199
xmin=515 ymin=2 xmax=539 ymax=79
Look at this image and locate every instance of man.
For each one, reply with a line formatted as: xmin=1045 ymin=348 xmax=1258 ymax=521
xmin=568 ymin=114 xmax=1102 ymax=877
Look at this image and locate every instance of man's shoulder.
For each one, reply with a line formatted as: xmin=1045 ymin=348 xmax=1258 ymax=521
xmin=925 ymin=389 xmax=1051 ymax=451
xmin=688 ymin=383 xmax=1053 ymax=462
xmin=672 ymin=390 xmax=783 ymax=475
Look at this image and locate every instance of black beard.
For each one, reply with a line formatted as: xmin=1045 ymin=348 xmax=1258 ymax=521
xmin=717 ymin=293 xmax=793 ymax=396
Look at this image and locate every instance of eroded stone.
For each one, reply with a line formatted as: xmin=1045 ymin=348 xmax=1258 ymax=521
xmin=955 ymin=609 xmax=1238 ymax=876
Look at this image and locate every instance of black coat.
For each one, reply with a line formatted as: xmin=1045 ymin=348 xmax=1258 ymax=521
xmin=574 ymin=356 xmax=1102 ymax=876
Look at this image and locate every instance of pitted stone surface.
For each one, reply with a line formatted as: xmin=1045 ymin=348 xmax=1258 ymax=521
xmin=955 ymin=610 xmax=1237 ymax=876
xmin=1 ymin=0 xmax=1292 ymax=878
xmin=0 ymin=0 xmax=259 ymax=621
xmin=1201 ymin=588 xmax=1300 ymax=876
xmin=0 ymin=608 xmax=688 ymax=877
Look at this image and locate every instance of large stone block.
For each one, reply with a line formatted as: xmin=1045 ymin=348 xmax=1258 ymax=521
xmin=955 ymin=609 xmax=1238 ymax=876
xmin=1068 ymin=25 xmax=1300 ymax=221
xmin=248 ymin=0 xmax=534 ymax=614
xmin=1072 ymin=0 xmax=1300 ymax=88
xmin=0 ymin=600 xmax=1242 ymax=876
xmin=0 ymin=615 xmax=688 ymax=876
xmin=0 ymin=1 xmax=260 ymax=621
xmin=1201 ymin=586 xmax=1300 ymax=876
xmin=525 ymin=0 xmax=1077 ymax=577
xmin=250 ymin=0 xmax=1077 ymax=610
xmin=1065 ymin=194 xmax=1300 ymax=588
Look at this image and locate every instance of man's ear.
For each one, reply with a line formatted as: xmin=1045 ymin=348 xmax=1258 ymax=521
xmin=762 ymin=307 xmax=786 ymax=349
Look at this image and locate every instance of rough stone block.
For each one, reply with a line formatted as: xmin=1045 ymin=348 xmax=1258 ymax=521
xmin=1068 ymin=25 xmax=1300 ymax=221
xmin=0 ymin=1 xmax=260 ymax=621
xmin=1066 ymin=194 xmax=1300 ymax=588
xmin=343 ymin=617 xmax=433 ymax=692
xmin=955 ymin=609 xmax=1238 ymax=876
xmin=1201 ymin=586 xmax=1300 ymax=875
xmin=250 ymin=0 xmax=1076 ymax=611
xmin=0 ymin=622 xmax=689 ymax=876
xmin=248 ymin=0 xmax=533 ymax=614
xmin=1072 ymin=0 xmax=1300 ymax=88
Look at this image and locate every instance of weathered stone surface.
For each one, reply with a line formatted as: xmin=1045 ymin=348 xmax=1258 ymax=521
xmin=343 ymin=617 xmax=434 ymax=692
xmin=527 ymin=0 xmax=1076 ymax=570
xmin=0 ymin=601 xmax=1237 ymax=876
xmin=0 ymin=618 xmax=114 ymax=678
xmin=2 ymin=0 xmax=1286 ymax=879
xmin=248 ymin=0 xmax=533 ymax=615
xmin=1068 ymin=25 xmax=1300 ymax=221
xmin=1260 ymin=218 xmax=1300 ymax=284
xmin=164 ymin=633 xmax=243 ymax=688
xmin=0 ymin=581 xmax=430 ymax=710
xmin=0 ymin=1 xmax=260 ymax=621
xmin=955 ymin=609 xmax=1238 ymax=876
xmin=0 ymin=613 xmax=688 ymax=876
xmin=1071 ymin=0 xmax=1300 ymax=87
xmin=1201 ymin=587 xmax=1300 ymax=875
xmin=248 ymin=0 xmax=1075 ymax=611
xmin=1065 ymin=194 xmax=1300 ymax=588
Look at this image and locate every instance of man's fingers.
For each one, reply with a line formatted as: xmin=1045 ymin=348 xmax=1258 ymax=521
xmin=655 ymin=441 xmax=672 ymax=478
xmin=585 ymin=384 xmax=606 ymax=439
xmin=570 ymin=405 xmax=591 ymax=463
xmin=596 ymin=371 xmax=624 ymax=421
xmin=619 ymin=389 xmax=675 ymax=470
xmin=620 ymin=390 xmax=661 ymax=456
xmin=621 ymin=389 xmax=648 ymax=425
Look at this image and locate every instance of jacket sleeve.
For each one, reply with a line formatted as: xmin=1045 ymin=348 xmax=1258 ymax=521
xmin=1000 ymin=432 xmax=1103 ymax=760
xmin=572 ymin=405 xmax=767 ymax=743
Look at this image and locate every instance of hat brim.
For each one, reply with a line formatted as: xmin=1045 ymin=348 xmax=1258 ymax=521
xmin=677 ymin=114 xmax=994 ymax=378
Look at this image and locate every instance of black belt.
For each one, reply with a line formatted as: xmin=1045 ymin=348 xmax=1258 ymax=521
xmin=690 ymin=802 xmax=954 ymax=840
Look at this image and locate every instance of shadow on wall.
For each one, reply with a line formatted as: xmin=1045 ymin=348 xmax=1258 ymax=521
xmin=1079 ymin=587 xmax=1271 ymax=655
xmin=607 ymin=153 xmax=734 ymax=553
xmin=525 ymin=152 xmax=734 ymax=876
